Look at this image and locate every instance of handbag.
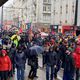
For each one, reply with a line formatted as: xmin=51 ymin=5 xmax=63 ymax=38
xmin=28 ymin=59 xmax=35 ymax=66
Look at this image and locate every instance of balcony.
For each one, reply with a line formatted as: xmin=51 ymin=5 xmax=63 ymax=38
xmin=43 ymin=11 xmax=51 ymax=14
xmin=43 ymin=2 xmax=51 ymax=5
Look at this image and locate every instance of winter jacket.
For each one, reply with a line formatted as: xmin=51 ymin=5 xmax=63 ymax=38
xmin=28 ymin=49 xmax=38 ymax=67
xmin=9 ymin=47 xmax=16 ymax=63
xmin=64 ymin=53 xmax=75 ymax=74
xmin=45 ymin=51 xmax=57 ymax=66
xmin=73 ymin=47 xmax=80 ymax=68
xmin=0 ymin=50 xmax=12 ymax=71
xmin=59 ymin=44 xmax=67 ymax=65
xmin=28 ymin=55 xmax=38 ymax=69
xmin=15 ymin=50 xmax=26 ymax=68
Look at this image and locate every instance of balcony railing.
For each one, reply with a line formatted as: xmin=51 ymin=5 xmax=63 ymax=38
xmin=43 ymin=11 xmax=51 ymax=14
xmin=43 ymin=2 xmax=51 ymax=5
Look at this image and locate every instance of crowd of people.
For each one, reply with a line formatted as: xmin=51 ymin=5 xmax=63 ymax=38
xmin=0 ymin=31 xmax=80 ymax=80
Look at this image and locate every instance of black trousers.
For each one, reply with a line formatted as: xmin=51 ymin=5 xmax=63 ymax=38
xmin=28 ymin=66 xmax=37 ymax=78
xmin=54 ymin=61 xmax=61 ymax=78
xmin=76 ymin=68 xmax=80 ymax=80
xmin=0 ymin=71 xmax=8 ymax=80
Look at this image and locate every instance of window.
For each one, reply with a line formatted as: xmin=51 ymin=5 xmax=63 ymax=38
xmin=43 ymin=6 xmax=47 ymax=11
xmin=66 ymin=4 xmax=68 ymax=14
xmin=54 ymin=9 xmax=55 ymax=15
xmin=60 ymin=21 xmax=62 ymax=24
xmin=60 ymin=6 xmax=62 ymax=14
xmin=65 ymin=20 xmax=67 ymax=23
xmin=47 ymin=6 xmax=51 ymax=11
xmin=43 ymin=14 xmax=51 ymax=21
xmin=43 ymin=5 xmax=51 ymax=11
xmin=47 ymin=0 xmax=51 ymax=3
xmin=72 ymin=3 xmax=74 ymax=13
xmin=43 ymin=0 xmax=47 ymax=3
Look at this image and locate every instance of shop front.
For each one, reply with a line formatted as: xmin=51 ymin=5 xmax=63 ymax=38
xmin=62 ymin=26 xmax=73 ymax=34
xmin=50 ymin=25 xmax=58 ymax=33
xmin=62 ymin=25 xmax=77 ymax=36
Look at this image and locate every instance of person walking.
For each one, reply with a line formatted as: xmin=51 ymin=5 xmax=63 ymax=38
xmin=54 ymin=46 xmax=62 ymax=79
xmin=9 ymin=43 xmax=16 ymax=75
xmin=45 ymin=46 xmax=57 ymax=80
xmin=0 ymin=50 xmax=12 ymax=80
xmin=63 ymin=49 xmax=75 ymax=80
xmin=15 ymin=45 xmax=26 ymax=80
xmin=59 ymin=41 xmax=67 ymax=68
xmin=28 ymin=49 xmax=38 ymax=79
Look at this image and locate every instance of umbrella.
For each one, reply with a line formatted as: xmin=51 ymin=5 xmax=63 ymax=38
xmin=40 ymin=32 xmax=48 ymax=37
xmin=30 ymin=45 xmax=44 ymax=55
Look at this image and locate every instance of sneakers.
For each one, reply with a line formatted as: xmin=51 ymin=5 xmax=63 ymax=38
xmin=34 ymin=76 xmax=38 ymax=78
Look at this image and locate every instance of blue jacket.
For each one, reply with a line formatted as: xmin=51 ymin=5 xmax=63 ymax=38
xmin=45 ymin=51 xmax=57 ymax=66
xmin=15 ymin=50 xmax=26 ymax=68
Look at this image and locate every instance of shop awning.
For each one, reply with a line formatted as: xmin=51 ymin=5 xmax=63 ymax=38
xmin=0 ymin=0 xmax=8 ymax=7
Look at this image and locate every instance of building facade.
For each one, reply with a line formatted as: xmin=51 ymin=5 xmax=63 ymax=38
xmin=77 ymin=0 xmax=80 ymax=26
xmin=12 ymin=0 xmax=78 ymax=26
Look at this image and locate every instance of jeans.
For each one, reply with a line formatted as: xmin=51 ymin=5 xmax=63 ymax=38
xmin=46 ymin=65 xmax=54 ymax=80
xmin=17 ymin=67 xmax=25 ymax=80
xmin=76 ymin=68 xmax=80 ymax=80
xmin=63 ymin=72 xmax=74 ymax=80
xmin=54 ymin=61 xmax=61 ymax=78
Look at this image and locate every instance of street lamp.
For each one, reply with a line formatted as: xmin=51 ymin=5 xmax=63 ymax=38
xmin=1 ymin=5 xmax=3 ymax=31
xmin=74 ymin=0 xmax=78 ymax=26
xmin=73 ymin=0 xmax=78 ymax=36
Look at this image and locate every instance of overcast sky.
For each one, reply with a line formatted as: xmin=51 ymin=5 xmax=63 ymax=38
xmin=0 ymin=0 xmax=13 ymax=21
xmin=4 ymin=0 xmax=13 ymax=7
xmin=0 ymin=0 xmax=13 ymax=10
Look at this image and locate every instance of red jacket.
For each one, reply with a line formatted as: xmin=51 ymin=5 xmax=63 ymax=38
xmin=0 ymin=50 xmax=12 ymax=71
xmin=73 ymin=47 xmax=80 ymax=68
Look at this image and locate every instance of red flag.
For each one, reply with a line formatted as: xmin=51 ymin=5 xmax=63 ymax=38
xmin=19 ymin=27 xmax=23 ymax=33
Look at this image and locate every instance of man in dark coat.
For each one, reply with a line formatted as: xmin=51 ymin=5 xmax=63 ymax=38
xmin=28 ymin=49 xmax=38 ymax=79
xmin=45 ymin=46 xmax=57 ymax=80
xmin=63 ymin=49 xmax=75 ymax=80
xmin=59 ymin=41 xmax=67 ymax=68
xmin=15 ymin=45 xmax=26 ymax=80
xmin=54 ymin=46 xmax=62 ymax=79
xmin=10 ymin=43 xmax=16 ymax=74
